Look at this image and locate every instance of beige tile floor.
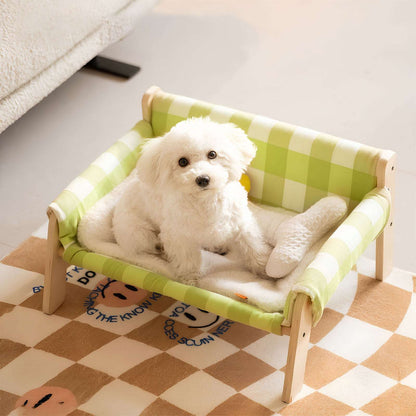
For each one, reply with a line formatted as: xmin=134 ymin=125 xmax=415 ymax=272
xmin=1 ymin=0 xmax=415 ymax=271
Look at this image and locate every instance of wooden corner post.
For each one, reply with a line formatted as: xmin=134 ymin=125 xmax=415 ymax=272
xmin=375 ymin=151 xmax=397 ymax=281
xmin=141 ymin=85 xmax=161 ymax=123
xmin=282 ymin=294 xmax=313 ymax=403
xmin=43 ymin=209 xmax=68 ymax=314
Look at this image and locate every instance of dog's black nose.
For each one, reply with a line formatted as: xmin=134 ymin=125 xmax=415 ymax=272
xmin=195 ymin=175 xmax=210 ymax=188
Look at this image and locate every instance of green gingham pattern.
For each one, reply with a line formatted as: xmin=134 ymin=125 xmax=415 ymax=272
xmin=62 ymin=242 xmax=284 ymax=334
xmin=285 ymin=187 xmax=390 ymax=325
xmin=50 ymin=120 xmax=154 ymax=249
xmin=49 ymin=89 xmax=391 ymax=331
xmin=151 ymin=91 xmax=380 ymax=212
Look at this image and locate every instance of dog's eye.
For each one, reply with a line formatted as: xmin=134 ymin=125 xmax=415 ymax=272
xmin=178 ymin=157 xmax=189 ymax=167
xmin=207 ymin=150 xmax=217 ymax=159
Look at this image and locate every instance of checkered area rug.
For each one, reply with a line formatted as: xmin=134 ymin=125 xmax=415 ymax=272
xmin=1 ymin=225 xmax=416 ymax=415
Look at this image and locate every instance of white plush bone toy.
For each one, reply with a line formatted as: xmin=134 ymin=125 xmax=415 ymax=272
xmin=263 ymin=197 xmax=347 ymax=278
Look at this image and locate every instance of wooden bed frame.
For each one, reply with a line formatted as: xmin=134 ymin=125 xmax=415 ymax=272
xmin=43 ymin=87 xmax=396 ymax=404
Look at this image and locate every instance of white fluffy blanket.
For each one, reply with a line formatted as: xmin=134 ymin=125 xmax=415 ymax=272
xmin=80 ymin=193 xmax=328 ymax=313
xmin=197 ymin=212 xmax=327 ymax=313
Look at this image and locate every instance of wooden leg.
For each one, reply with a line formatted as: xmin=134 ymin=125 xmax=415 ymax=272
xmin=282 ymin=294 xmax=313 ymax=403
xmin=375 ymin=151 xmax=396 ymax=281
xmin=375 ymin=221 xmax=393 ymax=281
xmin=43 ymin=209 xmax=68 ymax=314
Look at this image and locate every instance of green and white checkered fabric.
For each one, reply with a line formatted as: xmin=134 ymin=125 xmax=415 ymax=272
xmin=285 ymin=187 xmax=390 ymax=325
xmin=151 ymin=91 xmax=380 ymax=212
xmin=50 ymin=120 xmax=154 ymax=250
xmin=49 ymin=89 xmax=391 ymax=331
xmin=62 ymin=242 xmax=284 ymax=334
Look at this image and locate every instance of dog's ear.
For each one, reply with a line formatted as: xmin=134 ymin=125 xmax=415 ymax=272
xmin=224 ymin=123 xmax=257 ymax=167
xmin=136 ymin=137 xmax=164 ymax=185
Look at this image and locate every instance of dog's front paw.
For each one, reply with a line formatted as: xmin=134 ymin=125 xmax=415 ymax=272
xmin=178 ymin=273 xmax=200 ymax=286
xmin=171 ymin=261 xmax=201 ymax=286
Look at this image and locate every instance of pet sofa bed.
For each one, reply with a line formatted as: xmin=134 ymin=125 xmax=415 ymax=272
xmin=43 ymin=86 xmax=396 ymax=403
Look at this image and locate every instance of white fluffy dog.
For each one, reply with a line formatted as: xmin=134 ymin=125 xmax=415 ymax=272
xmin=78 ymin=117 xmax=272 ymax=285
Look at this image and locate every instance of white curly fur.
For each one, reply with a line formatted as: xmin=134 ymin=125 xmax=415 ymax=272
xmin=78 ymin=117 xmax=272 ymax=285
